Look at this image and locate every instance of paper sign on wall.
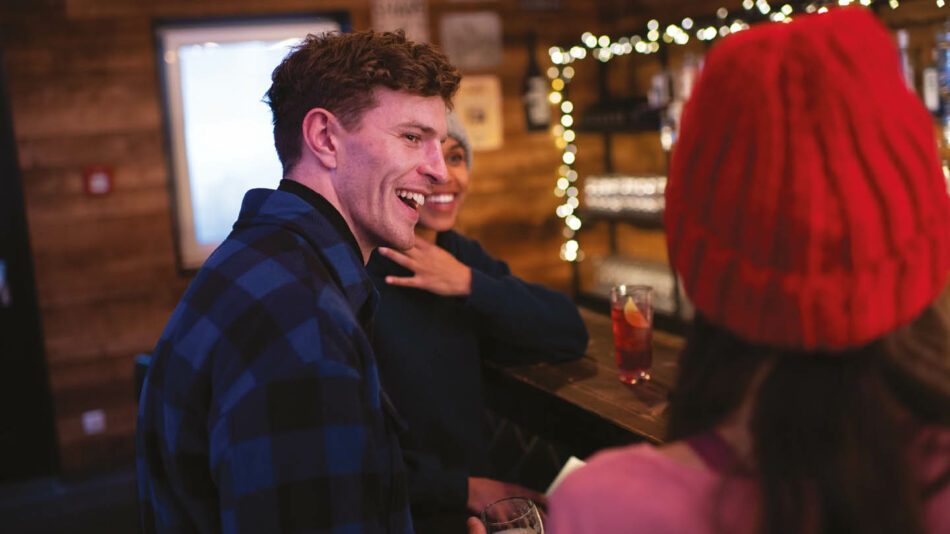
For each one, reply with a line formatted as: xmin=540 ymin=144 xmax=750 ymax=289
xmin=439 ymin=12 xmax=503 ymax=70
xmin=372 ymin=0 xmax=430 ymax=43
xmin=454 ymin=75 xmax=503 ymax=151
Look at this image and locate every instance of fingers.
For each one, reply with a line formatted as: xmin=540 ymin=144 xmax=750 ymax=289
xmin=384 ymin=275 xmax=424 ymax=288
xmin=509 ymin=483 xmax=547 ymax=507
xmin=466 ymin=517 xmax=487 ymax=534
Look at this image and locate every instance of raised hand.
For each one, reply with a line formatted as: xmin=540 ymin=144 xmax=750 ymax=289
xmin=378 ymin=239 xmax=473 ymax=296
xmin=467 ymin=516 xmax=487 ymax=534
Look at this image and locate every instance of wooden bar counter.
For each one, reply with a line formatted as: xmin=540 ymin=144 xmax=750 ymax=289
xmin=482 ymin=307 xmax=685 ymax=454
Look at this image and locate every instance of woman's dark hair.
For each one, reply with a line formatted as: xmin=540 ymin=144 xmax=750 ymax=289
xmin=669 ymin=294 xmax=950 ymax=534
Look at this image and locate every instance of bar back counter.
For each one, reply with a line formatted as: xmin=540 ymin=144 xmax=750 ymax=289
xmin=482 ymin=306 xmax=684 ymax=488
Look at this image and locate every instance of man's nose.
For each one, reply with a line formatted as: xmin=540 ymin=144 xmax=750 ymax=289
xmin=422 ymin=141 xmax=448 ymax=184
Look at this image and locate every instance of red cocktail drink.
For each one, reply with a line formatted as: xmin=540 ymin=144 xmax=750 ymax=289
xmin=609 ymin=285 xmax=653 ymax=384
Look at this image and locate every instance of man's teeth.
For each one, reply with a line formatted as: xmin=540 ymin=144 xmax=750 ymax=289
xmin=396 ymin=190 xmax=425 ymax=208
xmin=427 ymin=194 xmax=455 ymax=205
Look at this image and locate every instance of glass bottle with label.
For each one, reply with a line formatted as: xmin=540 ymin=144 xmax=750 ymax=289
xmin=523 ymin=33 xmax=551 ymax=131
xmin=896 ymin=29 xmax=916 ymax=92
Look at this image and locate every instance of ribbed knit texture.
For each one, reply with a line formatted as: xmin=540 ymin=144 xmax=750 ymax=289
xmin=665 ymin=7 xmax=950 ymax=349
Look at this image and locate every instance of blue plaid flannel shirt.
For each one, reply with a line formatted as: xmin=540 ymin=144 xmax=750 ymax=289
xmin=136 ymin=188 xmax=414 ymax=533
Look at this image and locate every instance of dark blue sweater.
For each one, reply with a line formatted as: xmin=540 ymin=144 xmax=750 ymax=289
xmin=367 ymin=230 xmax=588 ymax=532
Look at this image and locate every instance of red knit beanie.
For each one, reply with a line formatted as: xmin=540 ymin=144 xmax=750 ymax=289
xmin=665 ymin=7 xmax=950 ymax=350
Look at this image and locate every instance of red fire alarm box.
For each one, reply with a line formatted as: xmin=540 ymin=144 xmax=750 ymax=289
xmin=82 ymin=166 xmax=113 ymax=196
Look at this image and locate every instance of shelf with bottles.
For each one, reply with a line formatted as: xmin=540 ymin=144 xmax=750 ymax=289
xmin=892 ymin=19 xmax=950 ymax=162
xmin=558 ymin=41 xmax=703 ymax=337
xmin=576 ymin=172 xmax=666 ymax=229
xmin=574 ymin=97 xmax=663 ymax=133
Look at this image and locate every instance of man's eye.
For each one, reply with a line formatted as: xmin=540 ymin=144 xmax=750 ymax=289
xmin=405 ymin=134 xmax=419 ymax=142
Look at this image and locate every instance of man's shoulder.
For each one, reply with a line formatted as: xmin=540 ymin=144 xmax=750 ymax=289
xmin=165 ymin=227 xmax=355 ymax=343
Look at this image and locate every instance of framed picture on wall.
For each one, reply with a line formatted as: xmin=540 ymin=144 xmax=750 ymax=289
xmin=155 ymin=13 xmax=347 ymax=271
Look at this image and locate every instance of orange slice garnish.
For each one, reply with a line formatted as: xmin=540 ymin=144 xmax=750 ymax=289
xmin=624 ymin=299 xmax=649 ymax=328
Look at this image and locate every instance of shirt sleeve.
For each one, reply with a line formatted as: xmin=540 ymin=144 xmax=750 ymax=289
xmin=449 ymin=233 xmax=589 ymax=364
xmin=206 ymin=288 xmax=397 ymax=533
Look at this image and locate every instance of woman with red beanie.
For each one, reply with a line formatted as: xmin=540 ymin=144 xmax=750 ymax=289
xmin=547 ymin=8 xmax=950 ymax=534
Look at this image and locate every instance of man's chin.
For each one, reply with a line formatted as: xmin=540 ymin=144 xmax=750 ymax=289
xmin=381 ymin=232 xmax=415 ymax=252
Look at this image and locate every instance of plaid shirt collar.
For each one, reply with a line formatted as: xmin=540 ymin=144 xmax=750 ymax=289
xmin=235 ymin=187 xmax=378 ymax=328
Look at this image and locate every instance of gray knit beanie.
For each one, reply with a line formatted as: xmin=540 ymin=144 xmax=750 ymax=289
xmin=445 ymin=111 xmax=472 ymax=170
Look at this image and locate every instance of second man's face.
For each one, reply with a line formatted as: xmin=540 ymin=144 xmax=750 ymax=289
xmin=418 ymin=136 xmax=469 ymax=233
xmin=332 ymin=88 xmax=448 ymax=255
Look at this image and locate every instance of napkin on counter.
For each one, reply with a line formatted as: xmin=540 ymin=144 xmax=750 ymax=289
xmin=545 ymin=456 xmax=587 ymax=497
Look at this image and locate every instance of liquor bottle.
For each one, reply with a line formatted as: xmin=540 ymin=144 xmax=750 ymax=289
xmin=522 ymin=34 xmax=551 ymax=131
xmin=922 ymin=48 xmax=941 ymax=115
xmin=937 ymin=19 xmax=950 ymax=145
xmin=896 ymin=29 xmax=916 ymax=92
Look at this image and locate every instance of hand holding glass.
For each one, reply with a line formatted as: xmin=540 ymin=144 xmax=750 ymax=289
xmin=610 ymin=285 xmax=653 ymax=384
xmin=480 ymin=497 xmax=543 ymax=534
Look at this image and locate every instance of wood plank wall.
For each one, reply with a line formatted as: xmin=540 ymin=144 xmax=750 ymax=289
xmin=0 ymin=0 xmax=609 ymax=474
xmin=2 ymin=0 xmax=947 ymax=474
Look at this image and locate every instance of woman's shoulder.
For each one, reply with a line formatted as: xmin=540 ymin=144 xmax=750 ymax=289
xmin=562 ymin=442 xmax=713 ymax=491
xmin=548 ymin=442 xmax=754 ymax=534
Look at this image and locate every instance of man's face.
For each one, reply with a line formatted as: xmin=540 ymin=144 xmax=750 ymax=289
xmin=333 ymin=89 xmax=448 ymax=255
xmin=418 ymin=136 xmax=469 ymax=233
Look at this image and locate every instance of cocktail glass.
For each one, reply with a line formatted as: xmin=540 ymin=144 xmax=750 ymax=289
xmin=609 ymin=285 xmax=653 ymax=384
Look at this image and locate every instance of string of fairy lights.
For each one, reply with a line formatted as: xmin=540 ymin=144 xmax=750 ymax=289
xmin=548 ymin=0 xmax=947 ymax=263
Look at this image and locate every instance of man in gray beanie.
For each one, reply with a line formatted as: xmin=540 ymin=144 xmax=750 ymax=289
xmin=367 ymin=112 xmax=589 ymax=532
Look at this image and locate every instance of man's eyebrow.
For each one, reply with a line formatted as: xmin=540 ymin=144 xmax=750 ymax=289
xmin=396 ymin=121 xmax=437 ymax=136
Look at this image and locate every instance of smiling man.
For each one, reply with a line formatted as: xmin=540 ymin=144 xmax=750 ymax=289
xmin=137 ymin=30 xmax=459 ymax=534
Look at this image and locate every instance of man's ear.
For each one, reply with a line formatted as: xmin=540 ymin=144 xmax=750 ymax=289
xmin=301 ymin=108 xmax=339 ymax=169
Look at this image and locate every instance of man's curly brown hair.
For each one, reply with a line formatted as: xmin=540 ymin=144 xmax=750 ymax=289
xmin=265 ymin=30 xmax=461 ymax=174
